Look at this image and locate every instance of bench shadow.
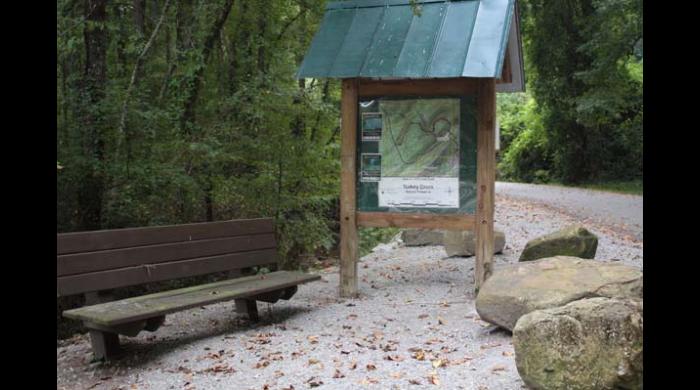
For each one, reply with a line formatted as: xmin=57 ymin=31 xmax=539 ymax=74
xmin=103 ymin=304 xmax=312 ymax=367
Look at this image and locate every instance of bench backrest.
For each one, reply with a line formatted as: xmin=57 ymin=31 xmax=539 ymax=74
xmin=57 ymin=218 xmax=278 ymax=297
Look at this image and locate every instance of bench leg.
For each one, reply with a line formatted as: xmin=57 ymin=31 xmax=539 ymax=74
xmin=89 ymin=330 xmax=120 ymax=361
xmin=235 ymin=299 xmax=259 ymax=322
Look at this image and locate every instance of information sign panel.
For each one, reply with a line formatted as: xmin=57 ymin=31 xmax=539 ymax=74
xmin=357 ymin=96 xmax=477 ymax=214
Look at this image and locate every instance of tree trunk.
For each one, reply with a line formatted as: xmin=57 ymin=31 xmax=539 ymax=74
xmin=179 ymin=0 xmax=235 ymax=135
xmin=133 ymin=0 xmax=146 ymax=37
xmin=77 ymin=0 xmax=108 ymax=231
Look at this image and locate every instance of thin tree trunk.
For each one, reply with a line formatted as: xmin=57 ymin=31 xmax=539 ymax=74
xmin=133 ymin=0 xmax=146 ymax=37
xmin=118 ymin=0 xmax=172 ymax=139
xmin=179 ymin=0 xmax=236 ymax=135
xmin=77 ymin=0 xmax=108 ymax=230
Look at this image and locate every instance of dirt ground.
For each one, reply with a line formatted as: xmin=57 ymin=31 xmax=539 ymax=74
xmin=57 ymin=194 xmax=643 ymax=390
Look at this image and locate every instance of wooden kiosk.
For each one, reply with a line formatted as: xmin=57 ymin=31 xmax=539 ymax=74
xmin=297 ymin=0 xmax=525 ymax=297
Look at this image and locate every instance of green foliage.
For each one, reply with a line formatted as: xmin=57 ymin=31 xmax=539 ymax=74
xmin=497 ymin=93 xmax=552 ymax=183
xmin=57 ymin=0 xmax=339 ymax=266
xmin=497 ymin=1 xmax=642 ymax=184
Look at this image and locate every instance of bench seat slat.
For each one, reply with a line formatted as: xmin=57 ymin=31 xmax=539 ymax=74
xmin=63 ymin=271 xmax=321 ymax=326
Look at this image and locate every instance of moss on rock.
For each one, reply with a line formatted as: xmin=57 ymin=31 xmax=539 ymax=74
xmin=519 ymin=225 xmax=598 ymax=262
xmin=513 ymin=297 xmax=643 ymax=389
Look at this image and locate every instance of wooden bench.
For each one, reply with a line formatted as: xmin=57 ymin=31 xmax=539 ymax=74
xmin=58 ymin=218 xmax=320 ymax=360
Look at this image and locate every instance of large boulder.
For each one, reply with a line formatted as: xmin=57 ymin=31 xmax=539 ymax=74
xmin=475 ymin=256 xmax=642 ymax=331
xmin=519 ymin=225 xmax=598 ymax=262
xmin=401 ymin=229 xmax=443 ymax=246
xmin=443 ymin=230 xmax=506 ymax=257
xmin=513 ymin=297 xmax=643 ymax=390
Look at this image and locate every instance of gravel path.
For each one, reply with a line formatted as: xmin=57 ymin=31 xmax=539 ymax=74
xmin=496 ymin=181 xmax=643 ymax=240
xmin=57 ymin=195 xmax=643 ymax=390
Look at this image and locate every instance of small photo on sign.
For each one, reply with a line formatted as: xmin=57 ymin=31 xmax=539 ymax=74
xmin=362 ymin=112 xmax=382 ymax=141
xmin=361 ymin=153 xmax=381 ymax=182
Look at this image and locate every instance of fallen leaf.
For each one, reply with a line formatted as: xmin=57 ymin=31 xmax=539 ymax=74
xmin=384 ymin=354 xmax=405 ymax=362
xmin=359 ymin=377 xmax=379 ymax=385
xmin=306 ymin=377 xmax=323 ymax=387
xmin=381 ymin=343 xmax=397 ymax=352
xmin=412 ymin=350 xmax=425 ymax=361
xmin=424 ymin=338 xmax=444 ymax=345
xmin=307 ymin=336 xmax=319 ymax=344
xmin=480 ymin=342 xmax=501 ymax=350
xmin=450 ymin=356 xmax=473 ymax=365
xmin=491 ymin=365 xmax=507 ymax=373
xmin=431 ymin=359 xmax=445 ymax=369
xmin=428 ymin=372 xmax=440 ymax=385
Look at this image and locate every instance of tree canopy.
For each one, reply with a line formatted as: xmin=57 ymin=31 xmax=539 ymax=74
xmin=57 ymin=0 xmax=643 ymax=265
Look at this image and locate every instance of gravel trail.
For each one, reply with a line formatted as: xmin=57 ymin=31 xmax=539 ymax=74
xmin=57 ymin=194 xmax=643 ymax=390
xmin=496 ymin=181 xmax=643 ymax=240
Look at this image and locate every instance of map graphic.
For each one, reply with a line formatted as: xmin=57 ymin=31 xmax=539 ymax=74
xmin=378 ymin=99 xmax=460 ymax=178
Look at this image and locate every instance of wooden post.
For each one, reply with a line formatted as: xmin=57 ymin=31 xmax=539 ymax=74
xmin=339 ymin=79 xmax=359 ymax=298
xmin=475 ymin=78 xmax=496 ymax=292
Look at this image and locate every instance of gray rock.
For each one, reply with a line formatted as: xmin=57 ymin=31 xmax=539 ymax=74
xmin=475 ymin=256 xmax=642 ymax=331
xmin=513 ymin=297 xmax=643 ymax=390
xmin=519 ymin=225 xmax=598 ymax=261
xmin=443 ymin=230 xmax=506 ymax=257
xmin=401 ymin=229 xmax=444 ymax=246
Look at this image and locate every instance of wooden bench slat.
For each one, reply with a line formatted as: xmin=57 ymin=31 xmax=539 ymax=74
xmin=58 ymin=233 xmax=276 ymax=276
xmin=57 ymin=218 xmax=274 ymax=255
xmin=63 ymin=271 xmax=321 ymax=326
xmin=57 ymin=249 xmax=279 ymax=296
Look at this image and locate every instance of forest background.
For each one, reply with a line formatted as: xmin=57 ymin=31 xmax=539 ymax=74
xmin=57 ymin=0 xmax=642 ymax=331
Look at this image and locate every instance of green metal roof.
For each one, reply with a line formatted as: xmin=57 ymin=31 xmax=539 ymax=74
xmin=297 ymin=0 xmax=517 ymax=80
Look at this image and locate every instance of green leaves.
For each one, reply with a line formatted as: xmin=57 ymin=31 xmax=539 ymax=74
xmin=515 ymin=0 xmax=642 ymax=183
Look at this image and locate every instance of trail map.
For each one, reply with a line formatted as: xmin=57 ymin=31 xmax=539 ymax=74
xmin=378 ymin=99 xmax=460 ymax=177
xmin=359 ymin=98 xmax=461 ymax=209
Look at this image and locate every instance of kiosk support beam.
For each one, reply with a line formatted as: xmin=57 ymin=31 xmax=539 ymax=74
xmin=475 ymin=78 xmax=496 ymax=292
xmin=339 ymin=79 xmax=359 ymax=298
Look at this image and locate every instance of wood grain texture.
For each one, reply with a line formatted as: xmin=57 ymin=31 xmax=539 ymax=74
xmin=358 ymin=78 xmax=479 ymax=97
xmin=63 ymin=271 xmax=320 ymax=326
xmin=58 ymin=234 xmax=276 ymax=276
xmin=339 ymin=79 xmax=359 ymax=298
xmin=357 ymin=212 xmax=476 ymax=230
xmin=57 ymin=249 xmax=279 ymax=296
xmin=475 ymin=78 xmax=496 ymax=292
xmin=498 ymin=49 xmax=513 ymax=84
xmin=57 ymin=218 xmax=274 ymax=255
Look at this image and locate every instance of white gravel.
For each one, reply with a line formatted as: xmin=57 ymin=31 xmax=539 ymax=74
xmin=57 ymin=194 xmax=643 ymax=390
